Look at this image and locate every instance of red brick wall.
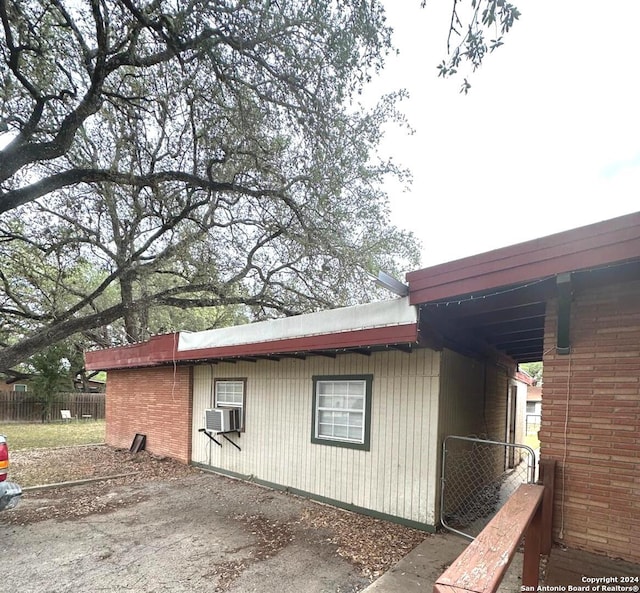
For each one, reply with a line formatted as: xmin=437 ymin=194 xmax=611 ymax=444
xmin=541 ymin=279 xmax=640 ymax=562
xmin=106 ymin=366 xmax=192 ymax=463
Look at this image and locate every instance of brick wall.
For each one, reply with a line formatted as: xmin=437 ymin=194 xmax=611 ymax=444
xmin=484 ymin=363 xmax=510 ymax=441
xmin=106 ymin=366 xmax=192 ymax=463
xmin=541 ymin=279 xmax=640 ymax=563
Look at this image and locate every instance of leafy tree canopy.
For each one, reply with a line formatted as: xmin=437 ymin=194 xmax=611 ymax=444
xmin=431 ymin=0 xmax=521 ymax=93
xmin=0 ymin=0 xmax=518 ymax=373
xmin=520 ymin=361 xmax=543 ymax=384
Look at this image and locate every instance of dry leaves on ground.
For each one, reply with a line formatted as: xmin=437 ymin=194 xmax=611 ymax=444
xmin=10 ymin=444 xmax=194 ymax=488
xmin=5 ymin=445 xmax=429 ymax=581
xmin=301 ymin=504 xmax=429 ymax=578
xmin=4 ymin=445 xmax=197 ymax=524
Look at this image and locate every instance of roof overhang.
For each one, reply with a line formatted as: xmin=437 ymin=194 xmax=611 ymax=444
xmin=408 ymin=212 xmax=640 ymax=363
xmin=408 ymin=212 xmax=640 ymax=304
xmin=85 ymin=298 xmax=419 ymax=371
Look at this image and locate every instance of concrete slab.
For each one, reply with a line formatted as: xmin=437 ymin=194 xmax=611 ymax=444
xmin=545 ymin=546 xmax=640 ymax=586
xmin=1 ymin=473 xmax=372 ymax=593
xmin=362 ymin=531 xmax=524 ymax=593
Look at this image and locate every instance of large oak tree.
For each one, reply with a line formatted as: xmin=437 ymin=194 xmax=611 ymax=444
xmin=0 ymin=0 xmax=518 ymax=374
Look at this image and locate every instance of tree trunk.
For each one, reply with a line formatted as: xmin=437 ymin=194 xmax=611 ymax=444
xmin=0 ymin=304 xmax=127 ymax=373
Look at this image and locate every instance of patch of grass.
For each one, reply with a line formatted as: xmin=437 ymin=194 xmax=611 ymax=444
xmin=524 ymin=433 xmax=540 ymax=451
xmin=0 ymin=420 xmax=105 ymax=450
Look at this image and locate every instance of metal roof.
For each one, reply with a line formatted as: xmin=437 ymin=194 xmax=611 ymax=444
xmin=85 ymin=298 xmax=419 ymax=370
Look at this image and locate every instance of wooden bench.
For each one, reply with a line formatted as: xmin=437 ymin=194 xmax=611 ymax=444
xmin=434 ymin=460 xmax=556 ymax=593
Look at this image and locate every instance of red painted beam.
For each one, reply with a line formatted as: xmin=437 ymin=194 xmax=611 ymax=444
xmin=84 ymin=324 xmax=419 ymax=370
xmin=85 ymin=333 xmax=178 ymax=370
xmin=408 ymin=212 xmax=640 ymax=305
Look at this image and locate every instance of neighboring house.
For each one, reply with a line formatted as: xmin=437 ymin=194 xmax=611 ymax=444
xmin=526 ymin=384 xmax=542 ymax=435
xmin=1 ymin=375 xmax=104 ymax=393
xmin=86 ymin=211 xmax=640 ymax=564
xmin=1 ymin=377 xmax=31 ymax=392
xmin=73 ymin=376 xmax=106 ymax=393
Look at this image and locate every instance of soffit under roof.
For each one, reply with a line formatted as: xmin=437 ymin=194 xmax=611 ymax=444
xmin=419 ymin=259 xmax=640 ymax=363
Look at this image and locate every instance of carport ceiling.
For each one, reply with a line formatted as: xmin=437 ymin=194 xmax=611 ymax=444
xmin=419 ymin=277 xmax=553 ymax=363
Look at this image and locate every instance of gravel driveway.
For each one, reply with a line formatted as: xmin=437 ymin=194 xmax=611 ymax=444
xmin=1 ymin=447 xmax=428 ymax=593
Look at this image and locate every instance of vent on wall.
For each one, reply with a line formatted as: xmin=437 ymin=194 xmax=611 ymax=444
xmin=205 ymin=408 xmax=240 ymax=433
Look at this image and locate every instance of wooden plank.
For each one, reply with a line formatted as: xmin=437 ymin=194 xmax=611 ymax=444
xmin=435 ymin=484 xmax=544 ymax=593
xmin=523 ymin=504 xmax=542 ymax=587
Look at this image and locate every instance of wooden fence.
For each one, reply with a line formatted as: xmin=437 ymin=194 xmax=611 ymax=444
xmin=0 ymin=391 xmax=105 ymax=422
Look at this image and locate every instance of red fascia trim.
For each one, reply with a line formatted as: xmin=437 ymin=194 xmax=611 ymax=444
xmin=85 ymin=333 xmax=178 ymax=370
xmin=408 ymin=212 xmax=640 ymax=304
xmin=175 ymin=323 xmax=419 ymax=362
xmin=84 ymin=324 xmax=419 ymax=370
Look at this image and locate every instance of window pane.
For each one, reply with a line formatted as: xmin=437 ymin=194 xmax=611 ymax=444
xmin=347 ymin=382 xmax=365 ymax=396
xmin=317 ymin=395 xmax=331 ymax=408
xmin=332 ymin=382 xmax=349 ymax=395
xmin=318 ymin=422 xmax=333 ymax=437
xmin=333 ymin=425 xmax=348 ymax=438
xmin=317 ymin=382 xmax=333 ymax=395
xmin=348 ymin=426 xmax=363 ymax=440
xmin=216 ymin=380 xmax=244 ymax=406
xmin=332 ymin=396 xmax=347 ymax=408
xmin=319 ymin=394 xmax=352 ymax=409
xmin=318 ymin=410 xmax=333 ymax=423
xmin=350 ymin=413 xmax=363 ymax=427
xmin=346 ymin=395 xmax=364 ymax=410
xmin=333 ymin=411 xmax=348 ymax=424
xmin=314 ymin=377 xmax=369 ymax=446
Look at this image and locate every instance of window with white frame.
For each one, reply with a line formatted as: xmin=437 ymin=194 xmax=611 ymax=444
xmin=214 ymin=379 xmax=246 ymax=430
xmin=311 ymin=375 xmax=372 ymax=450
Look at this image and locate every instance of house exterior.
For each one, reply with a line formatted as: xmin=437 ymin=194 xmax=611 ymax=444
xmin=86 ymin=211 xmax=640 ymax=563
xmin=86 ymin=299 xmax=527 ymax=531
xmin=1 ymin=375 xmax=104 ymax=393
xmin=405 ymin=211 xmax=640 ymax=563
xmin=1 ymin=378 xmax=29 ymax=392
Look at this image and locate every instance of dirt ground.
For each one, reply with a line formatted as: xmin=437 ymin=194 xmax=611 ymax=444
xmin=1 ymin=445 xmax=428 ymax=593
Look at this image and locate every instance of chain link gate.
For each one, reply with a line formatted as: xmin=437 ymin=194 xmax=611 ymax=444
xmin=440 ymin=435 xmax=537 ymax=540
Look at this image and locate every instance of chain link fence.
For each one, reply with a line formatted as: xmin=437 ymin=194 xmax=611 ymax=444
xmin=440 ymin=435 xmax=536 ymax=540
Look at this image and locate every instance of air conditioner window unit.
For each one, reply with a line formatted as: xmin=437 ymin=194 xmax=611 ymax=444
xmin=205 ymin=408 xmax=240 ymax=433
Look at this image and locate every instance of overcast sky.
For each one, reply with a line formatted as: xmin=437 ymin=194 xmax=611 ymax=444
xmin=374 ymin=0 xmax=639 ymax=268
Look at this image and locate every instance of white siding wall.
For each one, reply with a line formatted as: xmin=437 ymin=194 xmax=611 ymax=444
xmin=191 ymin=349 xmax=441 ymax=526
xmin=436 ymin=349 xmax=493 ymax=519
xmin=437 ymin=349 xmax=486 ymax=441
xmin=192 ymin=364 xmax=214 ymax=467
